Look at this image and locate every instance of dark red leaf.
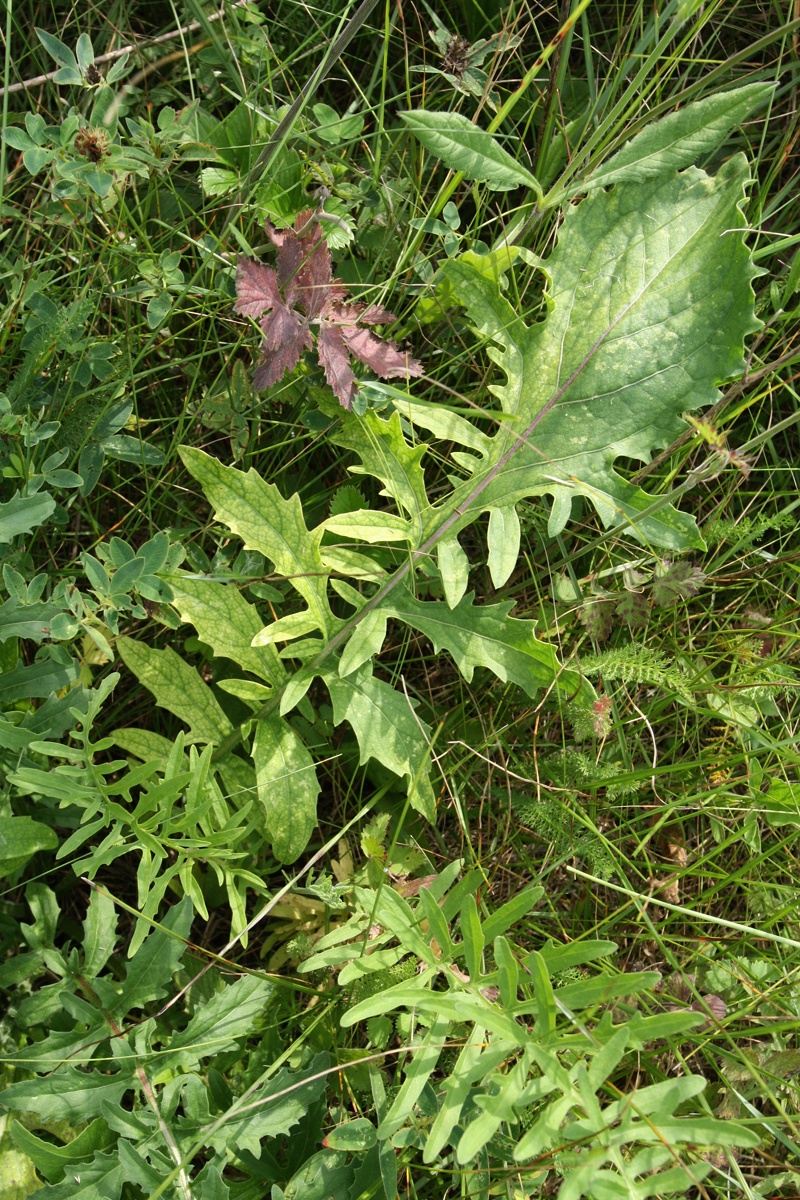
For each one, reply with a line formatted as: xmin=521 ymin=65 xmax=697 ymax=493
xmin=360 ymin=305 xmax=397 ymax=325
xmin=317 ymin=324 xmax=358 ymax=409
xmin=235 ymin=214 xmax=424 ymax=406
xmin=339 ymin=324 xmax=424 ymax=380
xmin=234 ymin=257 xmax=282 ymax=319
xmin=253 ymin=307 xmax=312 ymax=389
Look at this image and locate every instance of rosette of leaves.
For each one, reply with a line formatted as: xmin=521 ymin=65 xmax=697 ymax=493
xmin=235 ymin=211 xmax=424 ymax=409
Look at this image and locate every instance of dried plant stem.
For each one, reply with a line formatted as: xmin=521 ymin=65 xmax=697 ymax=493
xmin=0 ymin=0 xmax=249 ymax=97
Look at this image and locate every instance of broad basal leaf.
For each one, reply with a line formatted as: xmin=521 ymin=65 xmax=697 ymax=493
xmin=158 ymin=975 xmax=273 ymax=1074
xmin=0 ymin=491 xmax=56 ymax=544
xmin=394 ymin=154 xmax=760 ymax=552
xmin=0 ymin=1069 xmax=131 ymax=1121
xmin=204 ymin=1053 xmax=330 ymax=1158
xmin=0 ymin=815 xmax=58 ymax=877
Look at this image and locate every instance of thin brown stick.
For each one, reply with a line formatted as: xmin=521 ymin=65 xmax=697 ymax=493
xmin=0 ymin=0 xmax=249 ymax=97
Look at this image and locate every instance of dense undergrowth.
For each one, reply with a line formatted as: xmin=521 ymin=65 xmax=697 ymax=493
xmin=1 ymin=1 xmax=800 ymax=1197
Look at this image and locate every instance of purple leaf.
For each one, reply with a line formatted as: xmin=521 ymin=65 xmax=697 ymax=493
xmin=317 ymin=324 xmax=358 ymax=409
xmin=339 ymin=323 xmax=425 ymax=380
xmin=234 ymin=257 xmax=282 ymax=319
xmin=255 ymin=306 xmax=312 ymax=387
xmin=236 ymin=213 xmax=424 ymax=405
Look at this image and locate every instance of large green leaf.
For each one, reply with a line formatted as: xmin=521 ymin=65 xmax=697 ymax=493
xmin=0 ymin=596 xmax=67 ymax=643
xmin=117 ymin=636 xmax=233 ymax=745
xmin=324 ymin=665 xmax=436 ymax=819
xmin=381 ymin=154 xmax=759 ymax=551
xmin=252 ymin=714 xmax=320 ymax=861
xmin=179 ymin=447 xmax=335 ymax=639
xmin=159 ymin=975 xmax=273 ymax=1073
xmin=204 ymin=1054 xmax=330 ymax=1158
xmin=0 ymin=1069 xmax=131 ymax=1121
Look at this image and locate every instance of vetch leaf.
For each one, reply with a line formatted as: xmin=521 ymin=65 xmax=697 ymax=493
xmin=399 ymin=110 xmax=540 ymax=193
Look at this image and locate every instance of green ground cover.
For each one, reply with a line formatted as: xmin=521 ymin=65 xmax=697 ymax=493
xmin=1 ymin=1 xmax=800 ymax=1196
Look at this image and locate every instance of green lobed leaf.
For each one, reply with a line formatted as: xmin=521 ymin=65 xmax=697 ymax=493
xmin=0 ymin=1069 xmax=131 ymax=1122
xmin=429 ymin=156 xmax=760 ymax=551
xmin=437 ymin=532 xmax=469 ymax=608
xmin=377 ymin=1014 xmax=451 ymax=1139
xmin=180 ymin=447 xmax=334 ymax=639
xmin=10 ymin=1118 xmax=114 ymax=1185
xmin=117 ymin=635 xmax=233 ymax=745
xmin=253 ymin=714 xmax=320 ymax=861
xmin=324 ymin=1117 xmax=377 ymax=1151
xmin=205 ymin=1053 xmax=330 ymax=1158
xmin=115 ymin=892 xmax=192 ymax=991
xmin=399 ymin=110 xmax=540 ymax=193
xmin=158 ymin=975 xmax=273 ymax=1074
xmin=81 ymin=887 xmax=118 ymax=978
xmin=486 ymin=505 xmax=520 ymax=588
xmin=171 ymin=575 xmax=286 ymax=685
xmin=324 ymin=664 xmax=436 ymax=818
xmin=382 ymin=588 xmax=587 ymax=701
xmin=331 ymin=407 xmax=431 ymax=541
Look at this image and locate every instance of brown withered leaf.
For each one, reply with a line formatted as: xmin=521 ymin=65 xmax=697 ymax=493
xmin=235 ymin=210 xmax=424 ymax=409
